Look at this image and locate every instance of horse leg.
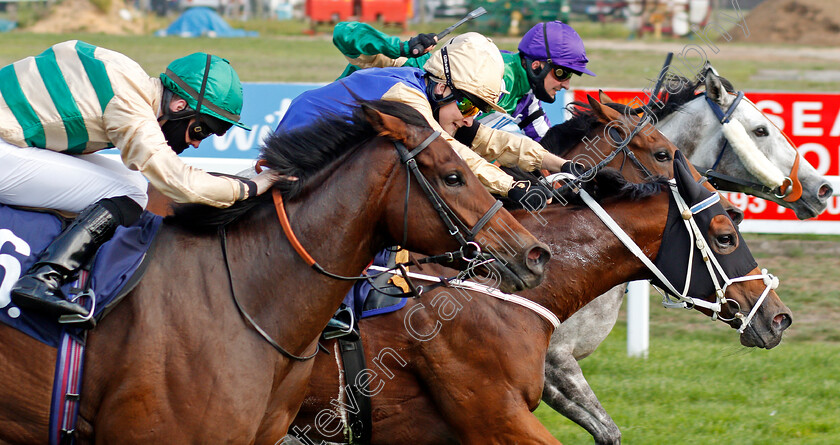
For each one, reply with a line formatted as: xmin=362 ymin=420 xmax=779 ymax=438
xmin=542 ymin=285 xmax=625 ymax=444
xmin=543 ymin=347 xmax=620 ymax=445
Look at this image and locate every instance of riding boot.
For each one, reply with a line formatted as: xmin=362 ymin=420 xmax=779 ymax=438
xmin=10 ymin=202 xmax=120 ymax=318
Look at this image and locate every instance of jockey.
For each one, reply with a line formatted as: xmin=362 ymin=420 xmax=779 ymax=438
xmin=332 ymin=21 xmax=595 ymax=141
xmin=1 ymin=41 xmax=279 ymax=319
xmin=276 ymin=32 xmax=579 ymax=200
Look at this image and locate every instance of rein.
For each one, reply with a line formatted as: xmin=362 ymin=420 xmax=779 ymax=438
xmin=704 ymin=91 xmax=803 ymax=202
xmin=577 ymin=183 xmax=778 ymax=333
xmin=219 ymin=225 xmax=320 ymax=361
xmin=270 ymin=130 xmax=503 ymax=282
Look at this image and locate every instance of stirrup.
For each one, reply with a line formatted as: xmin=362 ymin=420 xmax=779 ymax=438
xmin=322 ymin=306 xmax=357 ymax=340
xmin=59 ymin=289 xmax=96 ymax=329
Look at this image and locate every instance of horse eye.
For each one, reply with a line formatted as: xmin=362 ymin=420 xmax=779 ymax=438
xmin=654 ymin=150 xmax=671 ymax=162
xmin=753 ymin=126 xmax=769 ymax=137
xmin=444 ymin=172 xmax=464 ymax=186
xmin=716 ymin=234 xmax=736 ymax=248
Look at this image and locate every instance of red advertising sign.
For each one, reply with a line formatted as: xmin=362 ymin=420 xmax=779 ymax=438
xmin=573 ymin=89 xmax=840 ymax=223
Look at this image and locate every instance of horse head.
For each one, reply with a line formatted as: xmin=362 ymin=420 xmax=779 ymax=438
xmin=651 ymin=151 xmax=792 ymax=348
xmin=543 ymin=94 xmax=745 ymax=224
xmin=656 ymin=65 xmax=832 ymax=219
xmin=358 ymin=102 xmax=550 ymax=291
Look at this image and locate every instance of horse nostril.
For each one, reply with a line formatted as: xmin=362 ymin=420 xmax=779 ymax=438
xmin=774 ymin=313 xmax=792 ymax=331
xmin=818 ymin=183 xmax=833 ymax=200
xmin=526 ymin=245 xmax=550 ymax=270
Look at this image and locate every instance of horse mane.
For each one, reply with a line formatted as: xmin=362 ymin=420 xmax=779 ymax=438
xmin=166 ymin=99 xmax=430 ymax=232
xmin=262 ymin=99 xmax=429 ymax=200
xmin=581 ymin=169 xmax=668 ymax=203
xmin=500 ymin=168 xmax=668 ymax=211
xmin=539 ymin=105 xmax=602 ymax=157
xmin=649 ymin=73 xmax=736 ymax=121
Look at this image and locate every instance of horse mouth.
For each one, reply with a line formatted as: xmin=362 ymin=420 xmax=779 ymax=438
xmin=487 ymin=260 xmax=540 ymax=293
xmin=737 ymin=319 xmax=785 ymax=349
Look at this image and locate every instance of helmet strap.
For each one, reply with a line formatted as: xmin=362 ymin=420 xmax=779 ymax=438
xmin=522 ymin=56 xmax=556 ymax=103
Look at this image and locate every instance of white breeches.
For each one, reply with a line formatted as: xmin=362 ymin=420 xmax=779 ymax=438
xmin=0 ymin=139 xmax=148 ymax=214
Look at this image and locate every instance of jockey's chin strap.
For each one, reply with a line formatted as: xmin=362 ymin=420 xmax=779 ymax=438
xmin=704 ymin=92 xmax=803 ymax=203
xmin=578 ymin=181 xmax=779 ymax=334
xmin=271 ymin=130 xmax=502 ymax=285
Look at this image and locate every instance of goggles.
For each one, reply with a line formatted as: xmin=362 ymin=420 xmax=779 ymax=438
xmin=550 ymin=64 xmax=575 ymax=82
xmin=455 ymin=95 xmax=480 ymax=117
xmin=188 ymin=115 xmax=232 ymax=141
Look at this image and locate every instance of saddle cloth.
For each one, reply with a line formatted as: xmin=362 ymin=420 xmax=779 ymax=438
xmin=343 ymin=249 xmax=408 ymax=320
xmin=0 ymin=204 xmax=162 ymax=347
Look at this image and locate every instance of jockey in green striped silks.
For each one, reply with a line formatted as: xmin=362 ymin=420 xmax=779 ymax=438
xmin=1 ymin=41 xmax=280 ymax=320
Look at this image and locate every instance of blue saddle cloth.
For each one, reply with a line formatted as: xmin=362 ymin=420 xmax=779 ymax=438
xmin=0 ymin=204 xmax=162 ymax=347
xmin=343 ymin=250 xmax=408 ymax=320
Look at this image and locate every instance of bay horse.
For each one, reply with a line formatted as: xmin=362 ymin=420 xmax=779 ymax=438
xmin=290 ymin=153 xmax=792 ymax=444
xmin=0 ymin=100 xmax=549 ymax=443
xmin=289 ymin=97 xmax=791 ymax=443
xmin=540 ymin=64 xmax=833 ymax=444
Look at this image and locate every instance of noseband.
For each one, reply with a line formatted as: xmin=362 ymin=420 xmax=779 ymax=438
xmin=704 ymin=91 xmax=803 ymax=203
xmin=576 ymin=181 xmax=778 ymax=334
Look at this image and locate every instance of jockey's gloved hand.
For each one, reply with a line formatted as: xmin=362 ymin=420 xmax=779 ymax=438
xmin=402 ymin=33 xmax=438 ymax=57
xmin=559 ymin=161 xmax=588 ymax=178
xmin=507 ymin=180 xmax=553 ymax=211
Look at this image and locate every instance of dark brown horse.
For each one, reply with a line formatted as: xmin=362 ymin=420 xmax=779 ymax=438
xmin=0 ymin=101 xmax=550 ymax=443
xmin=290 ymin=99 xmax=791 ymax=444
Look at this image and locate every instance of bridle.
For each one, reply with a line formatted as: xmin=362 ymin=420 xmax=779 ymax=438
xmin=273 ymin=130 xmax=503 ymax=279
xmin=221 ymin=130 xmax=504 ymax=360
xmin=703 ymin=90 xmax=804 ymax=203
xmin=555 ymin=175 xmax=779 ymax=334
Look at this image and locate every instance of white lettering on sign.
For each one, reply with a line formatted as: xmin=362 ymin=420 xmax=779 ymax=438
xmin=797 ymin=143 xmax=831 ymax=175
xmin=826 ymin=196 xmax=840 ymax=215
xmin=0 ymin=229 xmax=31 ymax=318
xmin=755 ymin=100 xmax=785 ymax=130
xmin=792 ymin=102 xmax=823 ymax=137
xmin=724 ymin=192 xmax=767 ymax=214
xmin=831 ymin=108 xmax=840 ymax=137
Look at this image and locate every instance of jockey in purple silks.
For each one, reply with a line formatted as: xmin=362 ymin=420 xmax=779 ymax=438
xmin=332 ymin=20 xmax=596 ymax=142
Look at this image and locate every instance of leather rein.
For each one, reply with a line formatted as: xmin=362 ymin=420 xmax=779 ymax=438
xmin=219 ymin=130 xmax=503 ymax=360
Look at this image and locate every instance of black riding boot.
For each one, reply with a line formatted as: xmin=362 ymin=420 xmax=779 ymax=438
xmin=10 ymin=202 xmax=121 ymax=318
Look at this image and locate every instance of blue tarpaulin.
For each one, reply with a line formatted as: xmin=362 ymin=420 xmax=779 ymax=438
xmin=155 ymin=7 xmax=257 ymax=37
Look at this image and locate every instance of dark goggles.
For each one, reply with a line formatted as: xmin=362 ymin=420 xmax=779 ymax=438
xmin=187 ymin=114 xmax=233 ymax=141
xmin=550 ymin=64 xmax=576 ymax=82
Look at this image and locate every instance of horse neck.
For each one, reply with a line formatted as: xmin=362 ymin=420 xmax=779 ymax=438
xmin=515 ymin=194 xmax=669 ymax=322
xmin=657 ymin=98 xmax=724 ymax=170
xmin=227 ymin=141 xmax=399 ymax=354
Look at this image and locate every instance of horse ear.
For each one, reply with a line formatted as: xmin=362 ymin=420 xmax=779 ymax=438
xmin=599 ymin=90 xmax=615 ymax=103
xmin=587 ymin=93 xmax=622 ymax=124
xmin=705 ymin=69 xmax=726 ymax=105
xmin=674 ymin=151 xmax=712 ymax=204
xmin=361 ymin=104 xmax=410 ymax=143
xmin=719 ymin=195 xmax=745 ymax=225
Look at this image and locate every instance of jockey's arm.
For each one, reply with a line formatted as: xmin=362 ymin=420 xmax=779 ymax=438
xmin=105 ymin=95 xmax=248 ymax=208
xmin=333 ymin=22 xmax=430 ymax=78
xmin=382 ymin=83 xmax=516 ymax=196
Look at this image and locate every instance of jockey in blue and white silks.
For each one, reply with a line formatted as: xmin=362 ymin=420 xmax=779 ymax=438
xmin=277 ymin=32 xmax=576 ymax=198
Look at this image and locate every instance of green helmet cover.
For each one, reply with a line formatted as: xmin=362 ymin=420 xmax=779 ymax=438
xmin=160 ymin=53 xmax=250 ymax=130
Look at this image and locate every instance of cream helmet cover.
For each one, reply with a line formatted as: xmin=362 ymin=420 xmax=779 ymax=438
xmin=423 ymin=32 xmax=507 ymax=113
